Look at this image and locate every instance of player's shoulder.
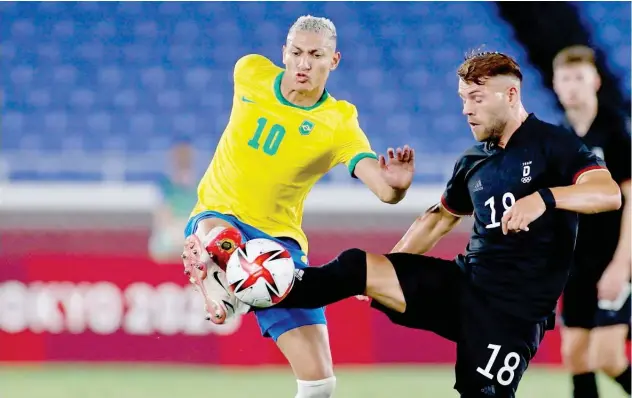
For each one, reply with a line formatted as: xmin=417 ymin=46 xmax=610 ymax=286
xmin=233 ymin=54 xmax=281 ymax=83
xmin=545 ymin=119 xmax=583 ymax=145
xmin=597 ymin=107 xmax=631 ymax=138
xmin=330 ymin=99 xmax=358 ymax=119
xmin=526 ymin=113 xmax=566 ymax=137
xmin=526 ymin=114 xmax=581 ymax=147
xmin=309 ymin=96 xmax=360 ymax=131
xmin=234 ymin=54 xmax=272 ymax=72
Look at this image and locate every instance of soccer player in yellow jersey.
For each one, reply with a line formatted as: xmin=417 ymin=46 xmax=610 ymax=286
xmin=181 ymin=16 xmax=415 ymax=397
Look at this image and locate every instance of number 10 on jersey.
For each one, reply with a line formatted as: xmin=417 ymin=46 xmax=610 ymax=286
xmin=248 ymin=117 xmax=286 ymax=156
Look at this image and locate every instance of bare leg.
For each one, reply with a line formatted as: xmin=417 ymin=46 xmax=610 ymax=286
xmin=365 ymin=252 xmax=407 ymax=313
xmin=561 ymin=327 xmax=598 ymax=398
xmin=589 ymin=324 xmax=631 ymax=393
xmin=561 ymin=327 xmax=593 ymax=374
xmin=186 ymin=218 xmax=336 ymax=397
xmin=276 ymin=325 xmax=336 ymax=397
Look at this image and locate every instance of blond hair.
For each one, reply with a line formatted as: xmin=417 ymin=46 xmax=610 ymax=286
xmin=287 ymin=15 xmax=337 ymax=48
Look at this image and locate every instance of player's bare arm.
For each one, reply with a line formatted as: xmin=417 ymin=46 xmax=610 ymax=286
xmin=353 ymin=145 xmax=415 ymax=204
xmin=391 ymin=203 xmax=462 ymax=254
xmin=501 ymin=169 xmax=621 ymax=235
xmin=598 ymin=179 xmax=631 ymax=300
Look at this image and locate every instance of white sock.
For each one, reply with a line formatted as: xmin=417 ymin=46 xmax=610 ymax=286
xmin=295 ymin=377 xmax=336 ymax=398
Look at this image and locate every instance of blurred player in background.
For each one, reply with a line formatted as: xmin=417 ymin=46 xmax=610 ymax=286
xmin=270 ymin=52 xmax=623 ymax=397
xmin=149 ymin=138 xmax=198 ymax=263
xmin=180 ymin=15 xmax=415 ymax=398
xmin=553 ymin=45 xmax=632 ymax=398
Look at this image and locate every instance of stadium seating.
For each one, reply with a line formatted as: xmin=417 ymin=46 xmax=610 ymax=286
xmin=2 ymin=1 xmax=620 ymax=183
xmin=574 ymin=1 xmax=631 ymax=95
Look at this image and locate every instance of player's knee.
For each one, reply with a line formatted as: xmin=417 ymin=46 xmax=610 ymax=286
xmin=337 ymin=248 xmax=406 ymax=303
xmin=562 ymin=345 xmax=590 ymax=373
xmin=591 ymin=350 xmax=625 ymax=376
xmin=561 ymin=329 xmax=591 ymax=373
xmin=589 ymin=328 xmax=629 ymax=375
xmin=332 ymin=248 xmax=368 ymax=291
xmin=367 ymin=252 xmax=407 ymax=313
xmin=295 ymin=377 xmax=336 ymax=398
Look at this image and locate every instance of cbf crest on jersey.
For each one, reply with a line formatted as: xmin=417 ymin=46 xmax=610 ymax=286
xmin=299 ymin=120 xmax=314 ymax=135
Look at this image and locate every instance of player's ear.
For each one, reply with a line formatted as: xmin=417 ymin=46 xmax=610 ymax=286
xmin=507 ymin=86 xmax=519 ymax=106
xmin=330 ymin=51 xmax=341 ymax=71
xmin=594 ymin=71 xmax=602 ymax=92
xmin=552 ymin=74 xmax=561 ymax=96
xmin=282 ymin=45 xmax=288 ymax=66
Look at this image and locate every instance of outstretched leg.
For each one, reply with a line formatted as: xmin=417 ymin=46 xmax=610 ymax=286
xmin=253 ymin=249 xmax=402 ymax=398
xmin=276 ymin=248 xmax=464 ymax=340
xmin=278 ymin=248 xmax=406 ymax=313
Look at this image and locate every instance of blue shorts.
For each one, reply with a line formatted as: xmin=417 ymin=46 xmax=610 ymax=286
xmin=184 ymin=210 xmax=327 ymax=341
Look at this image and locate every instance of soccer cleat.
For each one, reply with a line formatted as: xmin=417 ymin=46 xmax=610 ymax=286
xmin=181 ymin=227 xmax=248 ymax=324
xmin=199 ymin=262 xmax=243 ymax=324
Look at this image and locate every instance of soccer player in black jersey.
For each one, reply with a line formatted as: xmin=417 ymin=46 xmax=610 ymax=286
xmin=258 ymin=52 xmax=623 ymax=398
xmin=553 ymin=45 xmax=632 ymax=398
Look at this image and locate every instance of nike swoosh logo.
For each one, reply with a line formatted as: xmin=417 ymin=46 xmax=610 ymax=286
xmin=241 ymin=96 xmax=255 ymax=103
xmin=212 ymin=271 xmax=235 ymax=312
xmin=223 ymin=300 xmax=235 ymax=313
xmin=213 ymin=271 xmax=226 ymax=289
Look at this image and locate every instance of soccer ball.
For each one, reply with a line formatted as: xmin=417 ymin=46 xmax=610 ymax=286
xmin=225 ymin=238 xmax=296 ymax=308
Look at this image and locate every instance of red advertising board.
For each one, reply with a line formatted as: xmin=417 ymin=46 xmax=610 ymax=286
xmin=0 ymin=230 xmax=566 ymax=365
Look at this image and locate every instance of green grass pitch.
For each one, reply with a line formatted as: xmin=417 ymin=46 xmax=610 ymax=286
xmin=0 ymin=364 xmax=626 ymax=398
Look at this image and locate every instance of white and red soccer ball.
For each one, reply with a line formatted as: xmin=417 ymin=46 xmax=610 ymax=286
xmin=225 ymin=238 xmax=296 ymax=308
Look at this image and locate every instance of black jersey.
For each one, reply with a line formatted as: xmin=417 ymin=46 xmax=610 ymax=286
xmin=441 ymin=114 xmax=607 ymax=322
xmin=562 ymin=108 xmax=631 ymax=265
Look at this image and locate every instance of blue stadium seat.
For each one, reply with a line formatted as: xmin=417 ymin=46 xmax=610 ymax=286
xmin=573 ymin=1 xmax=631 ymax=95
xmin=4 ymin=1 xmax=624 ymax=183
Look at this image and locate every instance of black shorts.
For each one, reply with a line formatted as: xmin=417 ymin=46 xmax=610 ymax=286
xmin=561 ymin=260 xmax=632 ymax=330
xmin=371 ymin=253 xmax=547 ymax=398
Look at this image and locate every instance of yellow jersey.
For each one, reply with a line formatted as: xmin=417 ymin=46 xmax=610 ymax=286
xmin=191 ymin=54 xmax=376 ymax=253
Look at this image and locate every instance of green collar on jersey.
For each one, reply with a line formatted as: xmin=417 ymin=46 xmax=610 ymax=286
xmin=274 ymin=72 xmax=330 ymax=111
